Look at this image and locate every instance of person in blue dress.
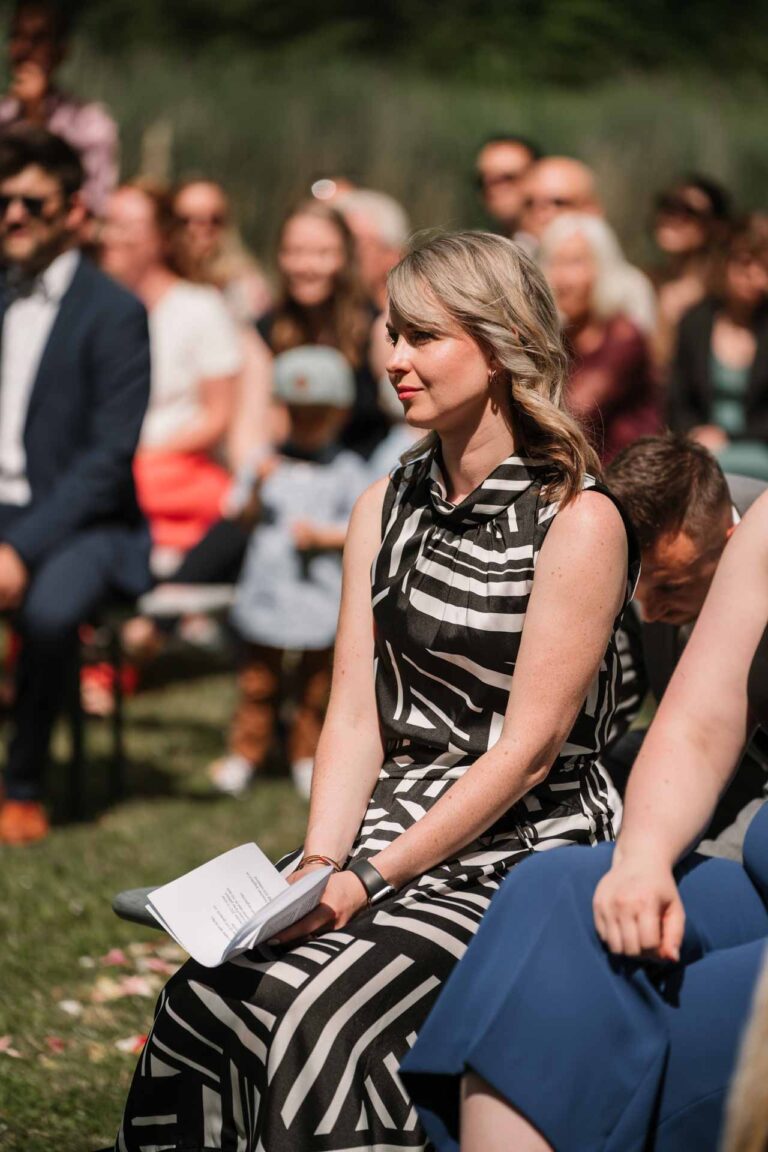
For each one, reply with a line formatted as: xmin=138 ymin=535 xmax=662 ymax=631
xmin=401 ymin=488 xmax=768 ymax=1152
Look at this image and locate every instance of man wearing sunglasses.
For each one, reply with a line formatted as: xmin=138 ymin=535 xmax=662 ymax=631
xmin=0 ymin=125 xmax=151 ymax=844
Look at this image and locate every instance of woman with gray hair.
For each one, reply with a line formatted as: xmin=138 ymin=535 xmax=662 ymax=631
xmin=113 ymin=231 xmax=637 ymax=1152
xmin=540 ymin=212 xmax=660 ymax=461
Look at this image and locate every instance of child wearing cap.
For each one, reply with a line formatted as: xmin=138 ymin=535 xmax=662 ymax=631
xmin=209 ymin=345 xmax=370 ymax=798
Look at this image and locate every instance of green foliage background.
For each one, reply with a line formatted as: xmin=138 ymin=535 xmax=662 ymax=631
xmin=1 ymin=3 xmax=767 ymax=263
xmin=46 ymin=1 xmax=768 ymax=86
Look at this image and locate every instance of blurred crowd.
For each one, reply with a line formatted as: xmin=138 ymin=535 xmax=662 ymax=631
xmin=1 ymin=0 xmax=768 ymax=842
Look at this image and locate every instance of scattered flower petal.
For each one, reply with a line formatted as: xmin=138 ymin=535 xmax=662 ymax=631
xmin=0 ymin=1036 xmax=22 ymax=1059
xmin=140 ymin=957 xmax=179 ymax=975
xmin=57 ymin=999 xmax=83 ymax=1017
xmin=44 ymin=1036 xmax=66 ymax=1054
xmin=100 ymin=948 xmax=128 ymax=967
xmin=115 ymin=1034 xmax=147 ymax=1055
xmin=91 ymin=974 xmax=160 ymax=1002
xmin=90 ymin=976 xmax=125 ymax=1003
xmin=118 ymin=975 xmax=160 ymax=998
xmin=78 ymin=955 xmax=96 ymax=969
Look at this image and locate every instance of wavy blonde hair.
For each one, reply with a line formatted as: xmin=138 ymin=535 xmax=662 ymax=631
xmin=387 ymin=230 xmax=601 ymax=504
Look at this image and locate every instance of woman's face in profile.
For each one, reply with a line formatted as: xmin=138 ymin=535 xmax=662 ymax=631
xmin=384 ymin=304 xmax=493 ymax=432
xmin=278 ymin=214 xmax=347 ymax=308
xmin=544 ymin=232 xmax=596 ymax=326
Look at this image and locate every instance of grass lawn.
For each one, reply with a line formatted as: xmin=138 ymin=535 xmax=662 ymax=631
xmin=0 ymin=662 xmax=307 ymax=1152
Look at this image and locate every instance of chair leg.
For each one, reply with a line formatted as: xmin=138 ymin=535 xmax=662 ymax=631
xmin=67 ymin=643 xmax=85 ymax=821
xmin=108 ymin=623 xmax=125 ymax=805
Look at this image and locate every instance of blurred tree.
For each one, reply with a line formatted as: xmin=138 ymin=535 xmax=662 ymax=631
xmin=1 ymin=0 xmax=767 ymax=84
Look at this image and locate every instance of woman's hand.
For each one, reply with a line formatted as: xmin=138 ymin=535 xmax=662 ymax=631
xmin=270 ymin=871 xmax=368 ymax=947
xmin=593 ymin=855 xmax=685 ymax=963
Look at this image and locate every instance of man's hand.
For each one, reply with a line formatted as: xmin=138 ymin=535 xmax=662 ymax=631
xmin=0 ymin=544 xmax=29 ymax=611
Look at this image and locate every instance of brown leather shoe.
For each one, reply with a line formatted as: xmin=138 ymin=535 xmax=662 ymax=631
xmin=0 ymin=800 xmax=50 ymax=844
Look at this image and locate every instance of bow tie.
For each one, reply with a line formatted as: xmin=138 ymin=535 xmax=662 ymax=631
xmin=3 ymin=268 xmax=47 ymax=306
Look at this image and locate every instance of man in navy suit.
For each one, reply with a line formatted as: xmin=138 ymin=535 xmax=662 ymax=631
xmin=0 ymin=125 xmax=150 ymax=843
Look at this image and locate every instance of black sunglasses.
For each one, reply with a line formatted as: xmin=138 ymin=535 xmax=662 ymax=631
xmin=475 ymin=171 xmax=527 ymax=191
xmin=523 ymin=195 xmax=576 ymax=211
xmin=655 ymin=193 xmax=713 ymax=222
xmin=175 ymin=213 xmax=226 ymax=228
xmin=0 ymin=193 xmax=51 ymax=219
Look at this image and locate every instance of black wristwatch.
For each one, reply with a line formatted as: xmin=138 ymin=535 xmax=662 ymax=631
xmin=346 ymin=858 xmax=396 ymax=906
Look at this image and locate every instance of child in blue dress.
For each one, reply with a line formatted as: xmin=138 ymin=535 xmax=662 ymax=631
xmin=208 ymin=345 xmax=369 ymax=798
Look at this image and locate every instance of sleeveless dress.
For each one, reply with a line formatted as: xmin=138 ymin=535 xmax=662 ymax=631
xmin=115 ymin=446 xmax=637 ymax=1152
xmin=402 ymin=627 xmax=768 ymax=1152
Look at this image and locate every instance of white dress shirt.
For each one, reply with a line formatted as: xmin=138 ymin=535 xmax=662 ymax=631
xmin=0 ymin=249 xmax=80 ymax=505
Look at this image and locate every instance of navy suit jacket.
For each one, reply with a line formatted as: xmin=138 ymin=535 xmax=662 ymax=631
xmin=0 ymin=253 xmax=151 ymax=589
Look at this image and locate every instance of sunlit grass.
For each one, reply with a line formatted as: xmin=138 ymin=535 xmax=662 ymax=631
xmin=0 ymin=668 xmax=307 ymax=1152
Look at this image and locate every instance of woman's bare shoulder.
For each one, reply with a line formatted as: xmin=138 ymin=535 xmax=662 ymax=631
xmin=551 ymin=487 xmax=627 ymax=543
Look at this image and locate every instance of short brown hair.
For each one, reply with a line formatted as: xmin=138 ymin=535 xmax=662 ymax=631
xmin=606 ymin=433 xmax=730 ymax=551
xmin=0 ymin=125 xmax=82 ymax=198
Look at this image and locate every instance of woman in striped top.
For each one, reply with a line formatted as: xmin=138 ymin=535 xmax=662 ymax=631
xmin=115 ymin=232 xmax=638 ymax=1152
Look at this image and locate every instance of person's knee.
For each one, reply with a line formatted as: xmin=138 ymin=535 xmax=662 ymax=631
xmin=17 ymin=587 xmax=82 ymax=646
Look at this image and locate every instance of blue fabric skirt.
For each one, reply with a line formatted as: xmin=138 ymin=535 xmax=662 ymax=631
xmin=400 ymin=804 xmax=768 ymax=1152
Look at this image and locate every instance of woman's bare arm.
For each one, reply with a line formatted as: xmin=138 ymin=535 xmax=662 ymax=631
xmin=149 ymin=372 xmax=238 ymax=456
xmin=301 ymin=478 xmax=389 ymax=865
xmin=227 ymin=328 xmax=275 ymax=469
xmin=370 ymin=491 xmax=628 ymax=889
xmin=617 ymin=492 xmax=768 ymax=868
xmin=594 ymin=492 xmax=768 ymax=960
xmin=276 ymin=488 xmax=628 ymax=942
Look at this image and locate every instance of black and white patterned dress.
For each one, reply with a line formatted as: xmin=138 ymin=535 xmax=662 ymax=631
xmin=116 ymin=447 xmax=638 ymax=1152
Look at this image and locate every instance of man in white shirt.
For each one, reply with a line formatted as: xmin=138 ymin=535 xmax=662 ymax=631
xmin=0 ymin=126 xmax=150 ymax=843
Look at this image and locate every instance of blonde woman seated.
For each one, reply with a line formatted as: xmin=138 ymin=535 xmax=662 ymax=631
xmin=112 ymin=231 xmax=637 ymax=1151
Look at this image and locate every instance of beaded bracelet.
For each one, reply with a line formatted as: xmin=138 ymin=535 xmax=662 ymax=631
xmin=302 ymin=853 xmax=342 ymax=873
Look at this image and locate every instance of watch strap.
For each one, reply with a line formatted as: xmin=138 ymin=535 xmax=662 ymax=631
xmin=346 ymin=858 xmax=395 ymax=905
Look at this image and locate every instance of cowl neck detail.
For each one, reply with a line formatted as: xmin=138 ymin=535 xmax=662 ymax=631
xmin=425 ymin=447 xmax=553 ymax=527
